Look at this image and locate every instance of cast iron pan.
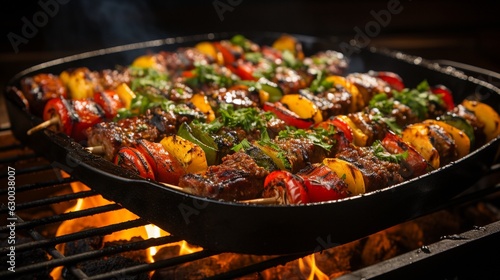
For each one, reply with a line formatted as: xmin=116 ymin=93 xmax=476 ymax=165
xmin=5 ymin=33 xmax=500 ymax=255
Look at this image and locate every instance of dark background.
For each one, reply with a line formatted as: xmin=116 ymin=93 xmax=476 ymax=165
xmin=1 ymin=0 xmax=499 ymax=87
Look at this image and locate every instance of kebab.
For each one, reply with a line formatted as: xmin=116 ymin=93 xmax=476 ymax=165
xmin=17 ymin=35 xmax=500 ymax=206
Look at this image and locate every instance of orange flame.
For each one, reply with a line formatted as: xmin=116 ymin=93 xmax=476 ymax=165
xmin=298 ymin=254 xmax=329 ymax=280
xmin=50 ymin=175 xmax=176 ymax=277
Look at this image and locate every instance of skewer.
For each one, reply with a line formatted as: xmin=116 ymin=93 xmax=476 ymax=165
xmin=160 ymin=182 xmax=281 ymax=205
xmin=86 ymin=145 xmax=105 ymax=154
xmin=27 ymin=115 xmax=59 ymax=135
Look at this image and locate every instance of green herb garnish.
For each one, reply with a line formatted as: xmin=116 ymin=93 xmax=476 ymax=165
xmin=277 ymin=126 xmax=336 ymax=151
xmin=372 ymin=140 xmax=408 ymax=163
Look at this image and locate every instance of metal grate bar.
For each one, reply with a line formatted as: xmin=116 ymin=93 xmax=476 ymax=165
xmin=0 ymin=153 xmax=39 ymax=165
xmin=0 ymin=219 xmax=149 ymax=255
xmin=0 ymin=190 xmax=97 ymax=213
xmin=87 ymin=250 xmax=218 ymax=280
xmin=206 ymin=253 xmax=310 ymax=280
xmin=0 ymin=163 xmax=54 ymax=179
xmin=0 ymin=235 xmax=180 ymax=278
xmin=0 ymin=176 xmax=76 ymax=195
xmin=0 ymin=203 xmax=123 ymax=232
xmin=0 ymin=213 xmax=89 ymax=279
xmin=0 ymin=143 xmax=23 ymax=152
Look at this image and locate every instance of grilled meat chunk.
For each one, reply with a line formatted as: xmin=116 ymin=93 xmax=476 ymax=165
xmin=178 ymin=152 xmax=269 ymax=200
xmin=337 ymin=146 xmax=404 ymax=192
xmin=346 ymin=73 xmax=391 ymax=104
xmin=87 ymin=116 xmax=159 ymax=160
xmin=21 ymin=73 xmax=67 ymax=115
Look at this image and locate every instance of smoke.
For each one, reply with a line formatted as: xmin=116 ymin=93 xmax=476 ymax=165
xmin=44 ymin=0 xmax=167 ymax=51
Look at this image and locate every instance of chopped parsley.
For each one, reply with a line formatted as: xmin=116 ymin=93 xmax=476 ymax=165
xmin=114 ymin=91 xmax=201 ymax=121
xmin=277 ymin=126 xmax=336 ymax=151
xmin=193 ymin=104 xmax=274 ymax=134
xmin=231 ymin=138 xmax=251 ymax=152
xmin=258 ymin=129 xmax=291 ymax=170
xmin=282 ymin=50 xmax=302 ymax=69
xmin=185 ymin=63 xmax=238 ymax=89
xmin=129 ymin=66 xmax=169 ymax=91
xmin=372 ymin=140 xmax=408 ymax=163
xmin=309 ymin=70 xmax=334 ymax=93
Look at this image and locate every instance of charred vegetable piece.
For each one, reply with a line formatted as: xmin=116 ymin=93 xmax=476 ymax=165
xmin=316 ymin=118 xmax=354 ymax=143
xmin=160 ymin=135 xmax=208 ymax=174
xmin=259 ymin=78 xmax=283 ymax=102
xmin=431 ymin=85 xmax=454 ymax=111
xmin=262 ymin=102 xmax=314 ymax=129
xmin=272 ymin=34 xmax=304 ymax=60
xmin=264 ymin=170 xmax=309 ymax=204
xmin=335 ymin=115 xmax=368 ymax=147
xmin=115 ymin=83 xmax=136 ymax=109
xmin=135 ymin=139 xmax=185 ymax=185
xmin=298 ymin=164 xmax=350 ymax=202
xmin=462 ymin=100 xmax=500 ymax=142
xmin=402 ymin=123 xmax=440 ymax=169
xmin=177 ymin=122 xmax=218 ymax=166
xmin=280 ymin=94 xmax=323 ymax=124
xmin=59 ymin=67 xmax=96 ymax=99
xmin=438 ymin=113 xmax=475 ymax=149
xmin=369 ymin=71 xmax=405 ymax=91
xmin=70 ymin=99 xmax=105 ymax=142
xmin=114 ymin=146 xmax=156 ymax=180
xmin=323 ymin=158 xmax=366 ymax=195
xmin=190 ymin=93 xmax=215 ymax=122
xmin=423 ymin=120 xmax=470 ymax=159
xmin=42 ymin=97 xmax=75 ymax=136
xmin=381 ymin=132 xmax=430 ymax=179
xmin=93 ymin=90 xmax=124 ymax=120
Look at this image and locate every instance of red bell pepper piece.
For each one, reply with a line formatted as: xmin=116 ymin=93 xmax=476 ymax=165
xmin=381 ymin=131 xmax=431 ymax=178
xmin=213 ymin=42 xmax=235 ymax=65
xmin=299 ymin=164 xmax=350 ymax=202
xmin=71 ymin=99 xmax=105 ymax=142
xmin=135 ymin=139 xmax=185 ymax=185
xmin=264 ymin=170 xmax=309 ymax=204
xmin=431 ymin=84 xmax=454 ymax=111
xmin=93 ymin=90 xmax=124 ymax=120
xmin=316 ymin=118 xmax=354 ymax=142
xmin=113 ymin=147 xmax=156 ymax=180
xmin=42 ymin=97 xmax=75 ymax=136
xmin=262 ymin=102 xmax=314 ymax=129
xmin=234 ymin=62 xmax=257 ymax=81
xmin=370 ymin=71 xmax=405 ymax=91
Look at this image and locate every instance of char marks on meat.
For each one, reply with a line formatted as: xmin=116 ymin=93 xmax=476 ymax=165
xmin=337 ymin=146 xmax=404 ymax=192
xmin=178 ymin=152 xmax=269 ymax=201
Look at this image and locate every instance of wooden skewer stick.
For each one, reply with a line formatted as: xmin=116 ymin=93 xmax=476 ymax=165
xmin=86 ymin=145 xmax=105 ymax=154
xmin=160 ymin=182 xmax=281 ymax=205
xmin=27 ymin=115 xmax=59 ymax=135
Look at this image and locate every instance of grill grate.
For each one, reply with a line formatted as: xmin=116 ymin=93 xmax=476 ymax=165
xmin=1 ymin=126 xmax=500 ymax=279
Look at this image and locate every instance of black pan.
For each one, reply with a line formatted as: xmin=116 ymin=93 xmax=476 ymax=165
xmin=5 ymin=33 xmax=500 ymax=255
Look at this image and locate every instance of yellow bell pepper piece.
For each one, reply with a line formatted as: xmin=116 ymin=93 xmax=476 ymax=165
xmin=132 ymin=55 xmax=157 ymax=69
xmin=424 ymin=120 xmax=470 ymax=159
xmin=115 ymin=83 xmax=136 ymax=109
xmin=402 ymin=123 xmax=440 ymax=169
xmin=195 ymin=42 xmax=224 ymax=64
xmin=462 ymin=100 xmax=500 ymax=142
xmin=160 ymin=135 xmax=208 ymax=174
xmin=280 ymin=94 xmax=323 ymax=124
xmin=325 ymin=76 xmax=364 ymax=112
xmin=336 ymin=115 xmax=368 ymax=147
xmin=190 ymin=93 xmax=215 ymax=122
xmin=272 ymin=34 xmax=304 ymax=60
xmin=323 ymin=158 xmax=365 ymax=195
xmin=60 ymin=68 xmax=94 ymax=99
